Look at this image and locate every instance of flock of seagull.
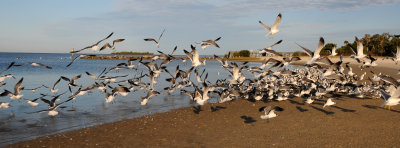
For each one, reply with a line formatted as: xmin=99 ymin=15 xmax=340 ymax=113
xmin=1 ymin=13 xmax=400 ymax=122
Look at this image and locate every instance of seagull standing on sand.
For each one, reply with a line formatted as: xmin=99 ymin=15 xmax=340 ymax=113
xmin=379 ymin=88 xmax=400 ymax=111
xmin=259 ymin=13 xmax=282 ymax=38
xmin=144 ymin=29 xmax=165 ymax=48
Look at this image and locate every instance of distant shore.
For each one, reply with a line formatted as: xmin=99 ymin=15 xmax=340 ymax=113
xmin=111 ymin=51 xmax=154 ymax=55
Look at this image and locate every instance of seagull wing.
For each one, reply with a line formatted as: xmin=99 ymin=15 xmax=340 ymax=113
xmin=52 ymin=77 xmax=61 ymax=89
xmin=14 ymin=77 xmax=23 ymax=94
xmin=313 ymin=37 xmax=325 ymax=58
xmin=112 ymin=39 xmax=125 ymax=46
xmin=0 ymin=62 xmax=15 ymax=75
xmin=158 ymin=29 xmax=166 ymax=41
xmin=271 ymin=13 xmax=282 ymax=30
xmin=99 ymin=43 xmax=112 ymax=51
xmin=95 ymin=32 xmax=114 ymax=46
xmin=379 ymin=90 xmax=391 ymax=101
xmin=36 ymin=63 xmax=52 ymax=69
xmin=296 ymin=43 xmax=313 ymax=57
xmin=355 ymin=37 xmax=364 ymax=57
xmin=258 ymin=20 xmax=271 ymax=31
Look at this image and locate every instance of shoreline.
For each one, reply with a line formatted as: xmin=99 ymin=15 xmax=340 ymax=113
xmin=7 ymin=56 xmax=400 ymax=147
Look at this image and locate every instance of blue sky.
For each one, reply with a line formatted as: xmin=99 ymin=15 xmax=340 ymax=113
xmin=0 ymin=0 xmax=399 ymax=55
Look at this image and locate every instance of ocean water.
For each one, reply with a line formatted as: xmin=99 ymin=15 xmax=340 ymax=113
xmin=0 ymin=52 xmax=300 ymax=146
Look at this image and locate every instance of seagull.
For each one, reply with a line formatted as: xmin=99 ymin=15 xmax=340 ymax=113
xmin=184 ymin=45 xmax=204 ymax=67
xmin=0 ymin=74 xmax=15 ymax=82
xmin=50 ymin=78 xmax=61 ymax=93
xmin=197 ymin=37 xmax=221 ymax=49
xmin=323 ymin=98 xmax=335 ymax=108
xmin=2 ymin=77 xmax=24 ymax=100
xmin=99 ymin=39 xmax=125 ymax=51
xmin=33 ymin=93 xmax=68 ymax=116
xmin=325 ymin=45 xmax=338 ymax=56
xmin=141 ymin=90 xmax=160 ymax=105
xmin=305 ymin=97 xmax=314 ymax=104
xmin=104 ymin=89 xmax=115 ymax=103
xmin=24 ymin=97 xmax=40 ymax=107
xmin=66 ymin=54 xmax=87 ymax=67
xmin=380 ymin=88 xmax=400 ymax=110
xmin=15 ymin=62 xmax=52 ymax=69
xmin=347 ymin=36 xmax=366 ymax=62
xmin=144 ymin=29 xmax=165 ymax=48
xmin=296 ymin=37 xmax=325 ymax=65
xmin=259 ymin=106 xmax=283 ymax=119
xmin=71 ymin=32 xmax=114 ymax=53
xmin=259 ymin=40 xmax=283 ymax=56
xmin=0 ymin=102 xmax=10 ymax=109
xmin=392 ymin=44 xmax=400 ymax=64
xmin=259 ymin=13 xmax=282 ymax=38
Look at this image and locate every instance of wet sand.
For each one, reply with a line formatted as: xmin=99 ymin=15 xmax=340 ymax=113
xmin=7 ymin=57 xmax=400 ymax=147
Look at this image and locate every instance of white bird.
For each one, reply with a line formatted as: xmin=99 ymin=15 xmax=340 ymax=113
xmin=0 ymin=74 xmax=15 ymax=82
xmin=197 ymin=37 xmax=221 ymax=49
xmin=144 ymin=29 xmax=165 ymax=48
xmin=71 ymin=32 xmax=113 ymax=53
xmin=305 ymin=97 xmax=314 ymax=104
xmin=260 ymin=106 xmax=283 ymax=119
xmin=323 ymin=98 xmax=335 ymax=108
xmin=259 ymin=13 xmax=282 ymax=38
xmin=99 ymin=39 xmax=125 ymax=51
xmin=184 ymin=45 xmax=204 ymax=68
xmin=347 ymin=36 xmax=366 ymax=61
xmin=0 ymin=102 xmax=10 ymax=109
xmin=380 ymin=88 xmax=400 ymax=111
xmin=296 ymin=37 xmax=325 ymax=65
xmin=141 ymin=90 xmax=160 ymax=105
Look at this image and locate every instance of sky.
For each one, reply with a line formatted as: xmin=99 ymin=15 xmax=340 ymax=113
xmin=0 ymin=0 xmax=399 ymax=55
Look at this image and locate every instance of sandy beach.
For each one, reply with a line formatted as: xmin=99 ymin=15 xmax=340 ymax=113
xmin=7 ymin=57 xmax=400 ymax=147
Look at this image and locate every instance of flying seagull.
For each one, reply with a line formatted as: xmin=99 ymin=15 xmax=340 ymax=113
xmin=259 ymin=40 xmax=283 ymax=56
xmin=296 ymin=37 xmax=325 ymax=65
xmin=259 ymin=13 xmax=282 ymax=38
xmin=71 ymin=32 xmax=114 ymax=53
xmin=99 ymin=39 xmax=126 ymax=51
xmin=144 ymin=29 xmax=165 ymax=48
xmin=197 ymin=37 xmax=221 ymax=49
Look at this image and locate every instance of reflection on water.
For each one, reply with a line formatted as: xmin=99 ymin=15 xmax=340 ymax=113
xmin=0 ymin=53 xmax=302 ymax=146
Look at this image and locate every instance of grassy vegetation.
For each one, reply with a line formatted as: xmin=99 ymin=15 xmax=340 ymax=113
xmin=111 ymin=51 xmax=154 ymax=55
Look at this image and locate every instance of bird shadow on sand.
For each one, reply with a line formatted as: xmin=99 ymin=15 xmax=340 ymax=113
xmin=210 ymin=105 xmax=227 ymax=112
xmin=296 ymin=106 xmax=308 ymax=112
xmin=193 ymin=106 xmax=202 ymax=114
xmin=288 ymin=99 xmax=305 ymax=105
xmin=240 ymin=115 xmax=257 ymax=124
xmin=310 ymin=106 xmax=334 ymax=115
xmin=362 ymin=105 xmax=379 ymax=109
xmin=362 ymin=105 xmax=400 ymax=113
xmin=332 ymin=106 xmax=356 ymax=112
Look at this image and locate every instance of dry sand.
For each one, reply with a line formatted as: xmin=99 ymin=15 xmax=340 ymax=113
xmin=7 ymin=57 xmax=400 ymax=148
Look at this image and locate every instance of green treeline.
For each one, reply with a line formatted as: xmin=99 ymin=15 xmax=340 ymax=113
xmin=319 ymin=33 xmax=399 ymax=56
